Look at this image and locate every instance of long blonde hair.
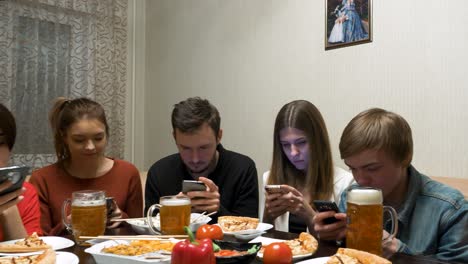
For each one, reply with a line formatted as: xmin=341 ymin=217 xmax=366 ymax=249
xmin=268 ymin=100 xmax=334 ymax=202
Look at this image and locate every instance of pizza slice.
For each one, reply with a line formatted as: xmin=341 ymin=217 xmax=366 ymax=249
xmin=0 ymin=248 xmax=56 ymax=264
xmin=217 ymin=216 xmax=259 ymax=232
xmin=0 ymin=232 xmax=51 ymax=253
xmin=326 ymin=248 xmax=391 ymax=264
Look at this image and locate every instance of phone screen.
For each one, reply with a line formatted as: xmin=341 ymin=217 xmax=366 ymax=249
xmin=0 ymin=165 xmax=29 ymax=196
xmin=182 ymin=180 xmax=206 ymax=193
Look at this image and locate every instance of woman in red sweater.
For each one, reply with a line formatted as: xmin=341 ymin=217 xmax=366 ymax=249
xmin=0 ymin=103 xmax=42 ymax=241
xmin=30 ymin=97 xmax=143 ymax=236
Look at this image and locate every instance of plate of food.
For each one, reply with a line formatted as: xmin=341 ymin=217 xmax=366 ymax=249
xmin=127 ymin=213 xmax=212 ymax=235
xmin=84 ymin=238 xmax=180 ymax=264
xmin=251 ymin=232 xmax=318 ymax=261
xmin=0 ymin=232 xmax=74 ymax=256
xmin=216 ymin=216 xmax=273 ymax=235
xmin=320 ymin=248 xmax=391 ymax=264
xmin=213 ymin=240 xmax=262 ymax=264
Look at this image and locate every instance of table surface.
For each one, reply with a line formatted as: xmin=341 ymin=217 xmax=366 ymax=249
xmin=62 ymin=224 xmax=459 ymax=264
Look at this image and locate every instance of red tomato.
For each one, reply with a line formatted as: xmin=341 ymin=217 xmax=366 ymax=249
xmin=195 ymin=224 xmax=224 ymax=240
xmin=263 ymin=242 xmax=293 ymax=264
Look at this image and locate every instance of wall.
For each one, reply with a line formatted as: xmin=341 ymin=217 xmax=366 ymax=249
xmin=138 ymin=0 xmax=468 ymax=179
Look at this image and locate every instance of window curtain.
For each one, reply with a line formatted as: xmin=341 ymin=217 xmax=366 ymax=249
xmin=0 ymin=0 xmax=128 ymax=169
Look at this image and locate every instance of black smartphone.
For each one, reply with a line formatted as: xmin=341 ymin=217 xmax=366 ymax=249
xmin=182 ymin=180 xmax=206 ymax=193
xmin=313 ymin=200 xmax=340 ymax=224
xmin=264 ymin=184 xmax=283 ymax=194
xmin=0 ymin=165 xmax=30 ymax=196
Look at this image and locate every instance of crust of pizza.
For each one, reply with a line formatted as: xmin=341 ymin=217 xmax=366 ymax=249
xmin=0 ymin=233 xmax=51 ymax=253
xmin=0 ymin=249 xmax=56 ymax=264
xmin=217 ymin=216 xmax=259 ymax=232
xmin=259 ymin=232 xmax=318 ymax=256
xmin=326 ymin=248 xmax=391 ymax=264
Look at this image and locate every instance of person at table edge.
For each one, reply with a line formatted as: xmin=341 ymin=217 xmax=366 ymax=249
xmin=313 ymin=108 xmax=468 ymax=262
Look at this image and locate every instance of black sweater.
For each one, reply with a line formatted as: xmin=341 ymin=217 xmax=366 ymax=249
xmin=144 ymin=144 xmax=259 ymax=222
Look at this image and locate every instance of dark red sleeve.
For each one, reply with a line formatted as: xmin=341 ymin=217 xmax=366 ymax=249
xmin=124 ymin=164 xmax=143 ymax=218
xmin=17 ymin=182 xmax=43 ymax=235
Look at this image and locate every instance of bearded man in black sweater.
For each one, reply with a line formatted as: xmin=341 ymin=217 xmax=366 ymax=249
xmin=145 ymin=97 xmax=259 ymax=222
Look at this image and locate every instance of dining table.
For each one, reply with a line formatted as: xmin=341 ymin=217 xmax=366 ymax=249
xmin=61 ymin=223 xmax=461 ymax=264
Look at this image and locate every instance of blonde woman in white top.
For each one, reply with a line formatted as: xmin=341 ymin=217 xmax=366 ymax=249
xmin=261 ymin=100 xmax=353 ymax=233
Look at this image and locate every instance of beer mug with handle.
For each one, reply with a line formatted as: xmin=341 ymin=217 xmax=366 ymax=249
xmin=147 ymin=195 xmax=191 ymax=235
xmin=346 ymin=186 xmax=398 ymax=256
xmin=62 ymin=190 xmax=107 ymax=244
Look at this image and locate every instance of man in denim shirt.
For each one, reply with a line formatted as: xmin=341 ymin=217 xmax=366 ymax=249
xmin=313 ymin=108 xmax=467 ymax=262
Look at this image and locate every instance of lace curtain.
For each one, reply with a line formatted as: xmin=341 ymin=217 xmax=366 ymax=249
xmin=0 ymin=0 xmax=128 ymax=169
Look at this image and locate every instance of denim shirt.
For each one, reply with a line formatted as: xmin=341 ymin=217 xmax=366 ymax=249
xmin=339 ymin=165 xmax=468 ymax=263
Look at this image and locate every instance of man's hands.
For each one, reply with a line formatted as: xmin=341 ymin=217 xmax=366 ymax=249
xmin=313 ymin=211 xmax=347 ymax=241
xmin=184 ymin=177 xmax=220 ymax=213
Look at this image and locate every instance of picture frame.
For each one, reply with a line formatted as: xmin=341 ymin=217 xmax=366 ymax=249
xmin=325 ymin=0 xmax=372 ymax=50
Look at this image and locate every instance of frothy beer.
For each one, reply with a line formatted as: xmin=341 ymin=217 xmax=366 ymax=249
xmin=346 ymin=188 xmax=383 ymax=255
xmin=71 ymin=200 xmax=106 ymax=241
xmin=159 ymin=197 xmax=191 ymax=235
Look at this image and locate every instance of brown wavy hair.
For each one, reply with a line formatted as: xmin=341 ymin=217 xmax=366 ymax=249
xmin=268 ymin=100 xmax=334 ymax=201
xmin=49 ymin=97 xmax=109 ymax=166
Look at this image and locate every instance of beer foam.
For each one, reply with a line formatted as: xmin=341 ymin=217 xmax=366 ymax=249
xmin=160 ymin=198 xmax=190 ymax=206
xmin=72 ymin=200 xmax=106 ymax=206
xmin=348 ymin=189 xmax=382 ymax=205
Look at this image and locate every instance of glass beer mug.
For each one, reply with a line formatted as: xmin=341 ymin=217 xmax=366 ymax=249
xmin=147 ymin=195 xmax=191 ymax=235
xmin=62 ymin=190 xmax=107 ymax=244
xmin=346 ymin=186 xmax=398 ymax=256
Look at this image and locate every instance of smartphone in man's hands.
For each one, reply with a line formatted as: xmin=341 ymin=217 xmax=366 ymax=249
xmin=0 ymin=165 xmax=29 ymax=196
xmin=313 ymin=200 xmax=340 ymax=224
xmin=182 ymin=180 xmax=207 ymax=193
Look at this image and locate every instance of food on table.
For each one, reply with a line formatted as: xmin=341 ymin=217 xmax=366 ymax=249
xmin=196 ymin=224 xmax=224 ymax=240
xmin=101 ymin=240 xmax=175 ymax=256
xmin=259 ymin=232 xmax=318 ymax=256
xmin=171 ymin=226 xmax=215 ymax=264
xmin=0 ymin=232 xmax=51 ymax=253
xmin=263 ymin=242 xmax=292 ymax=264
xmin=326 ymin=248 xmax=391 ymax=264
xmin=217 ymin=216 xmax=259 ymax=232
xmin=0 ymin=248 xmax=56 ymax=264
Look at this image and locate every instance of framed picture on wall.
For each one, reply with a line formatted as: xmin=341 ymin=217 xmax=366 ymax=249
xmin=325 ymin=0 xmax=372 ymax=50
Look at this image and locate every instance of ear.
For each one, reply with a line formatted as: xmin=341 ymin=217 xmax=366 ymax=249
xmin=216 ymin=128 xmax=223 ymax=143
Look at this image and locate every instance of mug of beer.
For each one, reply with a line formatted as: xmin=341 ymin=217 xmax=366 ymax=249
xmin=62 ymin=190 xmax=107 ymax=244
xmin=346 ymin=186 xmax=398 ymax=256
xmin=147 ymin=196 xmax=191 ymax=235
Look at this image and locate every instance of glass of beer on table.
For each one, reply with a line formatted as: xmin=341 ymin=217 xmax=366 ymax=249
xmin=62 ymin=190 xmax=107 ymax=244
xmin=147 ymin=195 xmax=191 ymax=235
xmin=346 ymin=186 xmax=398 ymax=256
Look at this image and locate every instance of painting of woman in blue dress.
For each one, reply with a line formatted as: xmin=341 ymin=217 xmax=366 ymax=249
xmin=326 ymin=0 xmax=371 ymax=49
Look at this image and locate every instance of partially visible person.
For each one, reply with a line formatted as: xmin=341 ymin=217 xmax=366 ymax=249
xmin=0 ymin=103 xmax=42 ymax=240
xmin=262 ymin=100 xmax=354 ymax=233
xmin=30 ymin=97 xmax=143 ymax=236
xmin=313 ymin=108 xmax=468 ymax=262
xmin=145 ymin=97 xmax=258 ymax=222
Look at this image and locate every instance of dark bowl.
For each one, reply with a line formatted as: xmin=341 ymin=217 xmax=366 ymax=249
xmin=213 ymin=240 xmax=262 ymax=264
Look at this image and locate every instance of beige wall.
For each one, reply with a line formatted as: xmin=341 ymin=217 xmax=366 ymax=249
xmin=128 ymin=0 xmax=468 ymax=179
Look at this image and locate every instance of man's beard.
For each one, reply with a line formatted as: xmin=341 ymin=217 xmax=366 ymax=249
xmin=188 ymin=151 xmax=218 ymax=178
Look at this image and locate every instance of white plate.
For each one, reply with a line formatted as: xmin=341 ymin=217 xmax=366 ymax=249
xmin=57 ymin=252 xmax=79 ymax=264
xmin=219 ymin=222 xmax=274 ymax=235
xmin=127 ymin=213 xmax=211 ymax=235
xmin=85 ymin=239 xmax=180 ymax=264
xmin=0 ymin=236 xmax=74 ymax=256
xmin=250 ymin=236 xmax=315 ymax=261
xmin=296 ymin=257 xmax=331 ymax=264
